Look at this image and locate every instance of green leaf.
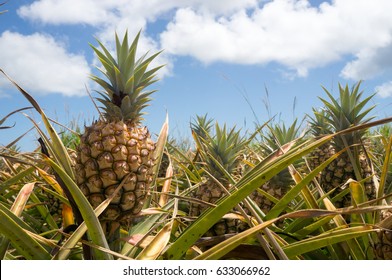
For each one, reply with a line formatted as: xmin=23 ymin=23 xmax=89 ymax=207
xmin=283 ymin=226 xmax=375 ymax=258
xmin=0 ymin=209 xmax=51 ymax=260
xmin=53 ymin=182 xmax=125 ymax=260
xmin=0 ymin=187 xmax=41 ymax=260
xmin=264 ymin=149 xmax=344 ymax=221
xmin=46 ymin=158 xmax=113 ymax=260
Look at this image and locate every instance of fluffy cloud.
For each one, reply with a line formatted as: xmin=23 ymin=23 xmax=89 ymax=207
xmin=17 ymin=0 xmax=258 ymax=25
xmin=17 ymin=0 xmax=258 ymax=76
xmin=17 ymin=0 xmax=118 ymax=25
xmin=15 ymin=0 xmax=392 ymax=81
xmin=161 ymin=0 xmax=392 ymax=78
xmin=341 ymin=45 xmax=392 ymax=80
xmin=0 ymin=31 xmax=90 ymax=96
xmin=375 ymin=81 xmax=392 ymax=98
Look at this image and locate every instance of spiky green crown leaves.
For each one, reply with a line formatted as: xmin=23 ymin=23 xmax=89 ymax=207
xmin=307 ymin=108 xmax=332 ymax=137
xmin=191 ymin=114 xmax=214 ymax=141
xmin=90 ymin=30 xmax=164 ymax=124
xmin=319 ymin=81 xmax=376 ymax=147
xmin=191 ymin=116 xmax=249 ymax=181
xmin=260 ymin=119 xmax=302 ymax=155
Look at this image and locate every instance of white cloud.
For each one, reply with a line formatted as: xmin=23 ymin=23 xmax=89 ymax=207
xmin=17 ymin=0 xmax=118 ymax=25
xmin=16 ymin=0 xmax=392 ymax=80
xmin=17 ymin=0 xmax=257 ymax=79
xmin=375 ymin=81 xmax=392 ymax=98
xmin=341 ymin=45 xmax=392 ymax=80
xmin=18 ymin=0 xmax=258 ymax=25
xmin=0 ymin=31 xmax=90 ymax=96
xmin=160 ymin=0 xmax=392 ymax=77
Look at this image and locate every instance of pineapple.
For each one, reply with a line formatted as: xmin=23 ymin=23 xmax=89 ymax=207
xmin=312 ymin=82 xmax=376 ymax=208
xmin=306 ymin=108 xmax=335 ymax=172
xmin=368 ymin=124 xmax=392 ymax=194
xmin=371 ymin=126 xmax=392 ymax=260
xmin=41 ymin=184 xmax=63 ymax=224
xmin=249 ymin=120 xmax=301 ymax=214
xmin=189 ymin=115 xmax=249 ymax=236
xmin=374 ymin=207 xmax=392 ymax=260
xmin=74 ymin=31 xmax=163 ymax=232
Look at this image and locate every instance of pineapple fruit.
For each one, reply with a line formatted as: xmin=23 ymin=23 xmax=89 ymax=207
xmin=189 ymin=115 xmax=249 ymax=236
xmin=374 ymin=207 xmax=392 ymax=260
xmin=308 ymin=82 xmax=376 ymax=208
xmin=306 ymin=108 xmax=335 ymax=172
xmin=249 ymin=120 xmax=301 ymax=215
xmin=74 ymin=31 xmax=163 ymax=230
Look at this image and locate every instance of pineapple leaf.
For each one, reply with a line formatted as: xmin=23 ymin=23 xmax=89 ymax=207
xmin=94 ymin=40 xmax=117 ymax=66
xmin=116 ymin=31 xmax=129 ymax=71
xmin=90 ymin=31 xmax=163 ymax=122
xmin=90 ymin=44 xmax=116 ymax=80
xmin=136 ymin=220 xmax=173 ymax=260
xmin=46 ymin=157 xmax=113 ymax=260
xmin=121 ymin=30 xmax=140 ymax=80
xmin=165 ymin=133 xmax=335 ymax=260
xmin=283 ymin=226 xmax=375 ymax=258
xmin=0 ymin=208 xmax=51 ymax=260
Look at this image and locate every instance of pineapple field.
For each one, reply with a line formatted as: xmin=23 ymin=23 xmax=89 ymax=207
xmin=1 ymin=31 xmax=392 ymax=261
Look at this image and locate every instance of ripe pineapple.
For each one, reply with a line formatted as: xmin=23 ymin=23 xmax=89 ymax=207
xmin=189 ymin=115 xmax=249 ymax=236
xmin=74 ymin=31 xmax=162 ymax=230
xmin=311 ymin=82 xmax=376 ymax=208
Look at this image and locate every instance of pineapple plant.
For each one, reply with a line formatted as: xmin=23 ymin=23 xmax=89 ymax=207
xmin=370 ymin=124 xmax=392 ymax=260
xmin=368 ymin=124 xmax=392 ymax=194
xmin=306 ymin=108 xmax=335 ymax=172
xmin=189 ymin=115 xmax=249 ymax=236
xmin=74 ymin=31 xmax=163 ymax=237
xmin=249 ymin=120 xmax=302 ymax=214
xmin=310 ymin=82 xmax=376 ymax=208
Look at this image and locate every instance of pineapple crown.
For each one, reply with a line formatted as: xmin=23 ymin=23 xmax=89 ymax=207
xmin=307 ymin=107 xmax=331 ymax=137
xmin=90 ymin=30 xmax=163 ymax=124
xmin=319 ymin=81 xmax=376 ymax=147
xmin=191 ymin=115 xmax=249 ymax=181
xmin=259 ymin=119 xmax=303 ymax=156
xmin=190 ymin=114 xmax=214 ymax=140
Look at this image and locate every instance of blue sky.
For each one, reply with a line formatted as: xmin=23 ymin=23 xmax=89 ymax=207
xmin=1 ymin=0 xmax=392 ymax=151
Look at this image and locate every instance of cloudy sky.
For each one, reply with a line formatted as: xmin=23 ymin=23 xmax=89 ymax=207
xmin=1 ymin=0 xmax=392 ymax=150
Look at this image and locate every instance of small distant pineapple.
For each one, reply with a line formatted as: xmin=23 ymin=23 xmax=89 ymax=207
xmin=249 ymin=120 xmax=301 ymax=214
xmin=41 ymin=184 xmax=63 ymax=223
xmin=74 ymin=31 xmax=163 ymax=233
xmin=189 ymin=115 xmax=249 ymax=236
xmin=306 ymin=108 xmax=335 ymax=172
xmin=309 ymin=82 xmax=376 ymax=208
xmin=39 ymin=148 xmax=76 ymax=226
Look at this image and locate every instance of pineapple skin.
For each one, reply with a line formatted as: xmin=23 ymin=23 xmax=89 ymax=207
xmin=189 ymin=181 xmax=225 ymax=217
xmin=374 ymin=208 xmax=392 ymax=260
xmin=320 ymin=149 xmax=375 ymax=208
xmin=374 ymin=230 xmax=392 ymax=260
xmin=189 ymin=181 xmax=244 ymax=236
xmin=75 ymin=120 xmax=155 ymax=223
xmin=248 ymin=177 xmax=288 ymax=214
xmin=307 ymin=143 xmax=335 ymax=172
